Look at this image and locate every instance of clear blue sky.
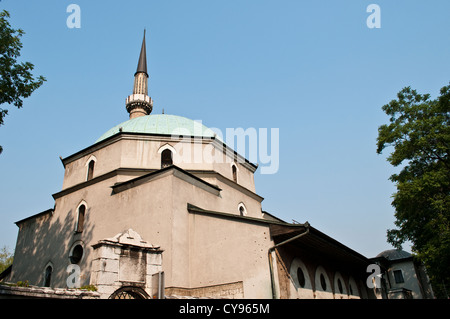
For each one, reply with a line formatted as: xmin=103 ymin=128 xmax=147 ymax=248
xmin=1 ymin=0 xmax=449 ymax=258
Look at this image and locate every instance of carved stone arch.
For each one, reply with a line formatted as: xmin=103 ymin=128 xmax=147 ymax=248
xmin=333 ymin=271 xmax=348 ymax=299
xmin=238 ymin=202 xmax=247 ymax=216
xmin=109 ymin=286 xmax=150 ymax=299
xmin=289 ymin=258 xmax=314 ymax=298
xmin=314 ymin=265 xmax=333 ymax=299
xmin=158 ymin=144 xmax=176 ymax=168
xmin=157 ymin=143 xmax=177 ymax=155
xmin=76 ymin=200 xmax=88 ymax=211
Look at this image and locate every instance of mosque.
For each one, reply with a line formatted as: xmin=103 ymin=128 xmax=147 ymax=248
xmin=0 ymin=33 xmax=434 ymax=299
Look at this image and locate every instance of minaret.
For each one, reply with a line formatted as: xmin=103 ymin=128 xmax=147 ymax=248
xmin=126 ymin=30 xmax=153 ymax=119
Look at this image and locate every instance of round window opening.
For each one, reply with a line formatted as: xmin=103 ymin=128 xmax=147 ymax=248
xmin=320 ymin=273 xmax=327 ymax=291
xmin=297 ymin=267 xmax=306 ymax=288
xmin=70 ymin=244 xmax=84 ymax=264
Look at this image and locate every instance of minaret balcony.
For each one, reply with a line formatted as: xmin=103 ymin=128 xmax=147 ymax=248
xmin=126 ymin=94 xmax=152 ymax=105
xmin=126 ymin=94 xmax=153 ymax=115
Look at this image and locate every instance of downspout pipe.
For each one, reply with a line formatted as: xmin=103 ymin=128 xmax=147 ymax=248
xmin=268 ymin=224 xmax=310 ymax=299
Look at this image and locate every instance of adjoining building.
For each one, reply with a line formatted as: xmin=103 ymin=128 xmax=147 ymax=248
xmin=0 ymin=33 xmax=433 ymax=299
xmin=370 ymin=249 xmax=434 ymax=299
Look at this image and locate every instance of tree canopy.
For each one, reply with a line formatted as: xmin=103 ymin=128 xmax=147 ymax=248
xmin=377 ymin=83 xmax=450 ymax=298
xmin=0 ymin=246 xmax=13 ymax=275
xmin=0 ymin=10 xmax=46 ymax=154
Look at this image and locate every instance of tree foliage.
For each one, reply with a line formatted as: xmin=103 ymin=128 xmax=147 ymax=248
xmin=0 ymin=246 xmax=13 ymax=275
xmin=377 ymin=83 xmax=450 ymax=298
xmin=0 ymin=10 xmax=46 ymax=154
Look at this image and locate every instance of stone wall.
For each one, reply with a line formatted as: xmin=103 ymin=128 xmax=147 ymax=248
xmin=165 ymin=281 xmax=244 ymax=299
xmin=0 ymin=284 xmax=99 ymax=299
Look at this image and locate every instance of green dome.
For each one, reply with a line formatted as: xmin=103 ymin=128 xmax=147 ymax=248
xmin=96 ymin=114 xmax=221 ymax=143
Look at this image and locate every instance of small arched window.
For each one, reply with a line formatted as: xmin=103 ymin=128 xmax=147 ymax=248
xmin=161 ymin=149 xmax=173 ymax=168
xmin=232 ymin=164 xmax=237 ymax=182
xmin=238 ymin=203 xmax=247 ymax=216
xmin=76 ymin=204 xmax=86 ymax=233
xmin=87 ymin=160 xmax=95 ymax=181
xmin=337 ymin=278 xmax=343 ymax=294
xmin=44 ymin=265 xmax=52 ymax=287
xmin=320 ymin=273 xmax=327 ymax=291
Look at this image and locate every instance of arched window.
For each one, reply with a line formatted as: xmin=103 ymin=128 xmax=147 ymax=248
xmin=320 ymin=273 xmax=327 ymax=291
xmin=76 ymin=204 xmax=86 ymax=233
xmin=337 ymin=278 xmax=343 ymax=294
xmin=334 ymin=272 xmax=348 ymax=298
xmin=161 ymin=149 xmax=173 ymax=168
xmin=297 ymin=267 xmax=306 ymax=288
xmin=348 ymin=277 xmax=360 ymax=298
xmin=44 ymin=265 xmax=52 ymax=287
xmin=238 ymin=203 xmax=247 ymax=216
xmin=289 ymin=258 xmax=314 ymax=298
xmin=87 ymin=160 xmax=95 ymax=181
xmin=232 ymin=164 xmax=237 ymax=182
xmin=314 ymin=266 xmax=333 ymax=299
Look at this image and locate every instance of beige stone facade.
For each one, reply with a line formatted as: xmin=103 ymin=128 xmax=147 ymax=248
xmin=4 ymin=127 xmax=379 ymax=298
xmin=2 ymin=33 xmax=389 ymax=299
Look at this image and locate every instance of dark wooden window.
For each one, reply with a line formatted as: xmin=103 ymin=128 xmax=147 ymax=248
xmin=232 ymin=165 xmax=237 ymax=182
xmin=76 ymin=205 xmax=86 ymax=233
xmin=161 ymin=149 xmax=173 ymax=168
xmin=87 ymin=160 xmax=95 ymax=180
xmin=394 ymin=270 xmax=404 ymax=284
xmin=44 ymin=266 xmax=52 ymax=287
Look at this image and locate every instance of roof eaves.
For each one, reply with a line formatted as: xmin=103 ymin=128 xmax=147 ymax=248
xmin=15 ymin=208 xmax=54 ymax=226
xmin=112 ymin=165 xmax=222 ymax=194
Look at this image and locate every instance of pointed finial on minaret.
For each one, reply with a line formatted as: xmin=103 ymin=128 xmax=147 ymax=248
xmin=135 ymin=29 xmax=148 ymax=77
xmin=126 ymin=30 xmax=153 ymax=119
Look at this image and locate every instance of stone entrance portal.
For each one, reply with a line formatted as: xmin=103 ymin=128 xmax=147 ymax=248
xmin=90 ymin=229 xmax=163 ymax=299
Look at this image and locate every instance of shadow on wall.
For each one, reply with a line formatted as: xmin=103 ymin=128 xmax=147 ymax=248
xmin=8 ymin=205 xmax=95 ymax=289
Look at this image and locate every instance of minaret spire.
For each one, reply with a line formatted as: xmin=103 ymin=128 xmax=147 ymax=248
xmin=126 ymin=30 xmax=153 ymax=119
xmin=135 ymin=29 xmax=148 ymax=77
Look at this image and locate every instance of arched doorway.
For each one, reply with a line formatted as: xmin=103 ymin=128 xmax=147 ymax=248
xmin=109 ymin=286 xmax=150 ymax=299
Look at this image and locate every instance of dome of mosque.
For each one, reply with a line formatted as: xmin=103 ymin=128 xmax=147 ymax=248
xmin=96 ymin=114 xmax=220 ymax=143
xmin=376 ymin=249 xmax=412 ymax=261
